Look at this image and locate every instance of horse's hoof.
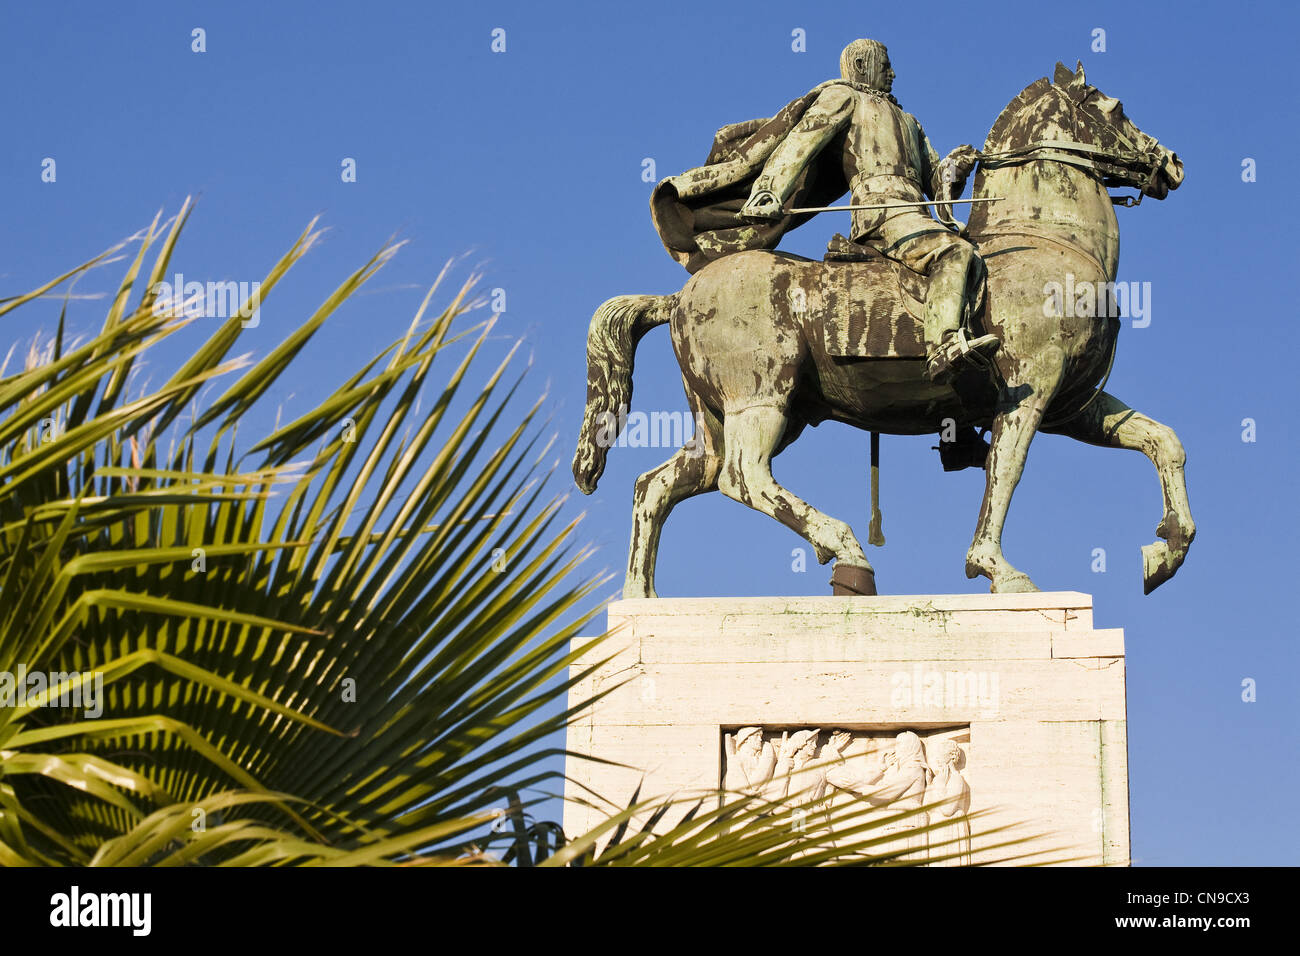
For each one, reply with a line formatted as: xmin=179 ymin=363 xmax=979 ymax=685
xmin=831 ymin=563 xmax=877 ymax=596
xmin=991 ymin=571 xmax=1039 ymax=594
xmin=1142 ymin=541 xmax=1181 ymax=594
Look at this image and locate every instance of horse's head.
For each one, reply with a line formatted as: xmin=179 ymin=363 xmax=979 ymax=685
xmin=1056 ymin=61 xmax=1183 ymax=200
xmin=985 ymin=62 xmax=1183 ymax=204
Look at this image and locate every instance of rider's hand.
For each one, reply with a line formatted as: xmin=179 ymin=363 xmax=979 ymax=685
xmin=944 ymin=144 xmax=980 ymax=173
xmin=938 ymin=145 xmax=979 ymax=191
xmin=741 ymin=189 xmax=784 ymax=223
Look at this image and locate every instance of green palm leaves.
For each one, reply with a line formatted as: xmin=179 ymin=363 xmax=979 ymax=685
xmin=0 ymin=203 xmax=605 ymax=865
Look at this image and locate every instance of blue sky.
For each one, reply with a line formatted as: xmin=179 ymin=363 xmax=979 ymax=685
xmin=2 ymin=0 xmax=1295 ymax=865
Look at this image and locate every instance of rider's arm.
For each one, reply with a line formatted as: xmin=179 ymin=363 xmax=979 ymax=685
xmin=917 ymin=121 xmax=945 ymax=199
xmin=746 ymin=85 xmax=855 ymax=209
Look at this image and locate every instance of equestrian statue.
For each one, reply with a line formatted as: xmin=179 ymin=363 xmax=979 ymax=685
xmin=572 ymin=40 xmax=1190 ymax=599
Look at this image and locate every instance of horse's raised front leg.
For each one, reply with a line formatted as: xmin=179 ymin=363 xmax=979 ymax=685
xmin=624 ymin=407 xmax=723 ymax=599
xmin=965 ymin=353 xmax=1066 ymax=593
xmin=718 ymin=405 xmax=874 ymax=594
xmin=1043 ymin=390 xmax=1194 ymax=593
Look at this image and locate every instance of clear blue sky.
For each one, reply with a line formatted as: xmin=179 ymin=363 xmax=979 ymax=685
xmin=2 ymin=0 xmax=1295 ymax=865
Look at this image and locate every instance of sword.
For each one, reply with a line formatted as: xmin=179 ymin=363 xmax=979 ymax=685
xmin=787 ymin=197 xmax=1004 ymax=214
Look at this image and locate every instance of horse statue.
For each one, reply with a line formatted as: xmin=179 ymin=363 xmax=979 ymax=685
xmin=573 ymin=62 xmax=1190 ymax=598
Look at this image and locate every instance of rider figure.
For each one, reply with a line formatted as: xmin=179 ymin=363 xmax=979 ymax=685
xmin=740 ymin=39 xmax=1000 ymax=383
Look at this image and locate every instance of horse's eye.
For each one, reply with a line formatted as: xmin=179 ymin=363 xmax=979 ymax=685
xmin=1097 ymin=96 xmax=1122 ymax=115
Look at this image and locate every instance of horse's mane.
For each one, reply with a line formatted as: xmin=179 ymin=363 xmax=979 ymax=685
xmin=984 ymin=77 xmax=1053 ymax=151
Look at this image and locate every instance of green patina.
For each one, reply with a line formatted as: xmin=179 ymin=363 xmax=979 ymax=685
xmin=574 ymin=42 xmax=1192 ymax=602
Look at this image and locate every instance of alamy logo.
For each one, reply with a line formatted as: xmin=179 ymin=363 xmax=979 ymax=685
xmin=1042 ymin=273 xmax=1151 ymax=328
xmin=890 ymin=664 xmax=1000 ymax=715
xmin=151 ymin=273 xmax=260 ymax=328
xmin=594 ymin=408 xmax=706 ymax=456
xmin=0 ymin=667 xmax=103 ymax=718
xmin=49 ymin=886 xmax=151 ymax=936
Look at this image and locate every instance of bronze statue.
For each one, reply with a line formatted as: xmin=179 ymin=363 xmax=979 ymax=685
xmin=739 ymin=39 xmax=999 ymax=384
xmin=573 ymin=47 xmax=1190 ymax=599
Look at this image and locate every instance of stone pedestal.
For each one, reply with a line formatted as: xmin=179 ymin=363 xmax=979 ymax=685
xmin=563 ymin=592 xmax=1128 ymax=865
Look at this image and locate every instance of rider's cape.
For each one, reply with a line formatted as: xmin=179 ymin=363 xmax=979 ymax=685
xmin=651 ymin=80 xmax=852 ymax=274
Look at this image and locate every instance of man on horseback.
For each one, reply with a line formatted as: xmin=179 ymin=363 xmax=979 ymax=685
xmin=585 ymin=55 xmax=1189 ymax=600
xmin=739 ymin=39 xmax=1000 ymax=383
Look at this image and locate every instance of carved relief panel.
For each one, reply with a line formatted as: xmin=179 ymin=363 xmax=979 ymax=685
xmin=721 ymin=725 xmax=971 ymax=864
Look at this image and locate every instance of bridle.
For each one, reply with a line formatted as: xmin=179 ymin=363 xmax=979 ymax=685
xmin=975 ymin=87 xmax=1169 ymax=207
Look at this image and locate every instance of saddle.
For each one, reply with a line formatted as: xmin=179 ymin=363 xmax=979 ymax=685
xmin=818 ymin=234 xmax=984 ymax=358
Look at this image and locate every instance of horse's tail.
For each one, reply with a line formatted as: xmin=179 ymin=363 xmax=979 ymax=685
xmin=572 ymin=293 xmax=675 ymax=494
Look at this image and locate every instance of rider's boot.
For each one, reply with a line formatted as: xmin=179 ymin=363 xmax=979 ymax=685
xmin=922 ymin=247 xmax=999 ymax=384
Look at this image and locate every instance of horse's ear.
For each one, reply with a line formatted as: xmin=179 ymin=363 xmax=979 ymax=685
xmin=1053 ymin=61 xmax=1074 ymax=86
xmin=1073 ymin=60 xmax=1087 ymax=86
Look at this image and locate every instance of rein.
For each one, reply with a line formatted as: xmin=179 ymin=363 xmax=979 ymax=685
xmin=974 ymin=86 xmax=1168 ymax=207
xmin=977 ymin=139 xmax=1166 ymax=206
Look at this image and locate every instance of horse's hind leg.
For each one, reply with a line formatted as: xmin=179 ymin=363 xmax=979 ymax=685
xmin=1044 ymin=389 xmax=1195 ymax=593
xmin=717 ymin=405 xmax=874 ymax=592
xmin=624 ymin=405 xmax=723 ymax=599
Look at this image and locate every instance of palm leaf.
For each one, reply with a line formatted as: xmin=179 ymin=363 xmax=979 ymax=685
xmin=0 ymin=203 xmax=603 ymax=864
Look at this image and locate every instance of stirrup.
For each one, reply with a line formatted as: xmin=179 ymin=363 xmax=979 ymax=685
xmin=926 ymin=329 xmax=1000 ymax=383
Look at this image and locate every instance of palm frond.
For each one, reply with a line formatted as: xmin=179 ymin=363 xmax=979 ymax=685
xmin=0 ymin=203 xmax=603 ymax=865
